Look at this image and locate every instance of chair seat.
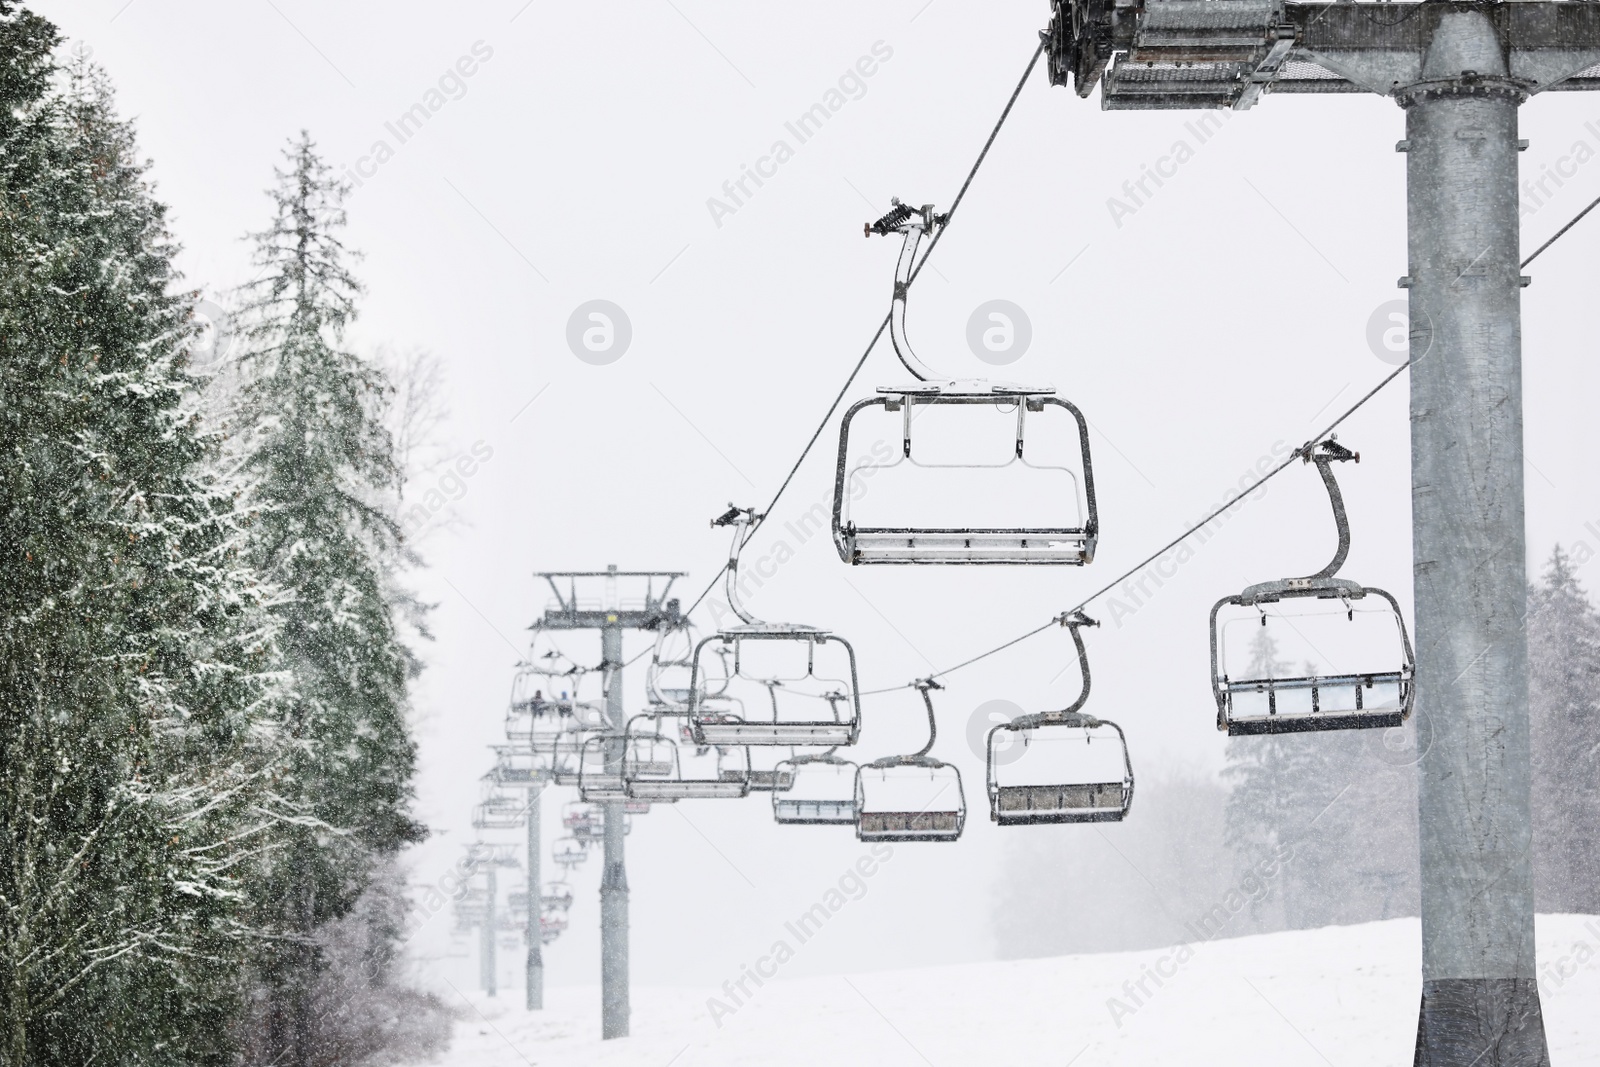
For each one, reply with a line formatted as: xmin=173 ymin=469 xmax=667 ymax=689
xmin=992 ymin=783 xmax=1129 ymax=825
xmin=774 ymin=798 xmax=857 ymax=824
xmin=856 ymin=810 xmax=963 ymax=841
xmin=696 ymin=722 xmax=857 ymax=746
xmin=1221 ymin=669 xmax=1409 ymax=735
xmin=847 ymin=528 xmax=1092 ymax=565
xmin=627 ymin=780 xmax=746 ymax=800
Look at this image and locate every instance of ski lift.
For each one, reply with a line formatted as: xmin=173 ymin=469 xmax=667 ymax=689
xmin=576 ymin=734 xmax=641 ymax=802
xmin=507 ymin=663 xmax=606 ymax=751
xmin=688 ymin=507 xmax=862 ymax=747
xmin=747 ymin=746 xmax=798 ymax=793
xmin=855 ymin=679 xmax=967 ymax=842
xmin=549 ymin=732 xmax=601 ymax=788
xmin=551 ymin=836 xmax=588 ymax=869
xmin=1211 ymin=439 xmax=1415 ymax=735
xmin=541 ymin=882 xmax=574 ymax=912
xmin=986 ymin=611 xmax=1135 ymax=825
xmin=772 ymin=750 xmax=859 ymax=825
xmin=472 ymin=778 xmax=529 ymax=830
xmin=562 ymin=801 xmax=631 ymax=841
xmin=540 ymin=911 xmax=568 ymax=945
xmin=488 ymin=745 xmax=547 ymax=788
xmin=623 ymin=714 xmax=750 ymax=800
xmin=831 ymin=200 xmax=1099 ymax=566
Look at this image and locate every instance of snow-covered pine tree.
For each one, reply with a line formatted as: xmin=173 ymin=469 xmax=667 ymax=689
xmin=1 ymin=16 xmax=289 ymax=1063
xmin=1224 ymin=627 xmax=1420 ymax=930
xmin=227 ymin=132 xmax=425 ymax=1065
xmin=1528 ymin=545 xmax=1600 ymax=913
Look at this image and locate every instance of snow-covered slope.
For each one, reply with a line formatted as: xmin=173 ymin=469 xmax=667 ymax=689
xmin=431 ymin=916 xmax=1600 ymax=1066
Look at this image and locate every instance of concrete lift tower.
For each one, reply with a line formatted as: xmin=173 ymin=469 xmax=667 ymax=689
xmin=534 ymin=567 xmax=683 ymax=1040
xmin=1044 ymin=1 xmax=1600 ymax=1061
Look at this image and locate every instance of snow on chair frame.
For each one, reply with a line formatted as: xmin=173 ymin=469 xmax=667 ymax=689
xmin=832 ymin=200 xmax=1098 ymax=566
xmin=855 ymin=679 xmax=967 ymax=842
xmin=986 ymin=611 xmax=1134 ymax=825
xmin=688 ymin=507 xmax=862 ymax=747
xmin=1210 ymin=439 xmax=1416 ymax=736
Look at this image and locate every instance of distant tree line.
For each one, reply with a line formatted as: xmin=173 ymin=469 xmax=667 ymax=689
xmin=995 ymin=547 xmax=1600 ymax=957
xmin=1 ymin=7 xmax=450 ymax=1064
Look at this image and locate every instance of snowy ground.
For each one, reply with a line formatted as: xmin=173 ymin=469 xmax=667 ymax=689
xmin=427 ymin=916 xmax=1600 ymax=1066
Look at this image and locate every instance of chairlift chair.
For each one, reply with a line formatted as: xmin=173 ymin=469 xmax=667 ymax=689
xmin=747 ymin=745 xmax=798 ymax=793
xmin=472 ymin=779 xmax=528 ymax=831
xmin=772 ymin=750 xmax=859 ymax=825
xmin=623 ymin=714 xmax=750 ymax=800
xmin=832 ymin=200 xmax=1099 ymax=566
xmin=855 ymin=680 xmax=967 ymax=842
xmin=986 ymin=612 xmax=1135 ymax=825
xmin=551 ymin=836 xmax=588 ymax=869
xmin=1210 ymin=439 xmax=1415 ymax=736
xmin=541 ymin=882 xmax=574 ymax=912
xmin=688 ymin=507 xmax=863 ymax=747
xmin=562 ymin=801 xmax=631 ymax=842
xmin=576 ymin=734 xmax=634 ymax=802
xmin=488 ymin=745 xmax=547 ymax=788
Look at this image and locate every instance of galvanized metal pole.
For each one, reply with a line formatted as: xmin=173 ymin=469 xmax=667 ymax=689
xmin=1402 ymin=10 xmax=1548 ymax=1064
xmin=600 ymin=617 xmax=629 ymax=1039
xmin=482 ymin=865 xmax=498 ymax=998
xmin=526 ymin=785 xmax=543 ymax=1010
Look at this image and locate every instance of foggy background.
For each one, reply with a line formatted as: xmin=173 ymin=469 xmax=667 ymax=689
xmin=38 ymin=0 xmax=1600 ymax=995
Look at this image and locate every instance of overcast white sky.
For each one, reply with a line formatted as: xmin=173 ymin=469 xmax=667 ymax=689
xmin=38 ymin=0 xmax=1600 ymax=993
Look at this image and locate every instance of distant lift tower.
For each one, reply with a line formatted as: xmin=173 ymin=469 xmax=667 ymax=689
xmin=1044 ymin=3 xmax=1600 ymax=1063
xmin=535 ymin=567 xmax=683 ymax=1041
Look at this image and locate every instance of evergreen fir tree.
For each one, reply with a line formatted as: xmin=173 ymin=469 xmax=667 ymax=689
xmin=227 ymin=132 xmax=424 ymax=1064
xmin=1 ymin=15 xmax=288 ymax=1063
xmin=1528 ymin=545 xmax=1600 ymax=912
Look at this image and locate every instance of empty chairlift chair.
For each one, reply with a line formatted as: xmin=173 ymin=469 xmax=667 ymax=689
xmin=833 ymin=200 xmax=1099 ymax=566
xmin=986 ymin=611 xmax=1135 ymax=825
xmin=1210 ymin=439 xmax=1416 ymax=736
xmin=576 ymin=734 xmax=637 ymax=802
xmin=688 ymin=507 xmax=863 ymax=747
xmin=472 ymin=777 xmax=529 ymax=831
xmin=622 ymin=713 xmax=750 ymax=800
xmin=856 ymin=679 xmax=967 ymax=842
xmin=747 ymin=745 xmax=798 ymax=793
xmin=772 ymin=750 xmax=859 ymax=825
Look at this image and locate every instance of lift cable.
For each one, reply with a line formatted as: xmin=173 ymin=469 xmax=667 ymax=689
xmin=1523 ymin=188 xmax=1600 ymax=267
xmin=680 ymin=37 xmax=1048 ymax=620
xmin=857 ymin=355 xmax=1416 ymax=696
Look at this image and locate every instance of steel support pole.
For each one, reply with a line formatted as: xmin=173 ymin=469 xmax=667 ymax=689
xmin=1403 ymin=10 xmax=1548 ymax=1065
xmin=482 ymin=865 xmax=498 ymax=998
xmin=526 ymin=785 xmax=543 ymax=1010
xmin=600 ymin=618 xmax=629 ymax=1040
